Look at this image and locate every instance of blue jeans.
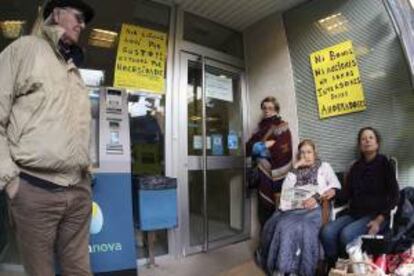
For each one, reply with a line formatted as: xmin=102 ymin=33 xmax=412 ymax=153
xmin=320 ymin=215 xmax=387 ymax=260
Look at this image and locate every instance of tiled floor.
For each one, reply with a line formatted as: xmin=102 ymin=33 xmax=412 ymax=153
xmin=139 ymin=240 xmax=265 ymax=276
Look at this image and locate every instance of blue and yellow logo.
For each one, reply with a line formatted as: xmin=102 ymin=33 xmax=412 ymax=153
xmin=90 ymin=201 xmax=104 ymax=234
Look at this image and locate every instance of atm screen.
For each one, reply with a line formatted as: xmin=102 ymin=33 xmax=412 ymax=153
xmin=109 ymin=121 xmax=120 ymax=128
xmin=108 ymin=89 xmax=122 ymax=96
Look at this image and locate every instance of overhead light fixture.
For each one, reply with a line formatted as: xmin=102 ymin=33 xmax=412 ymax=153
xmin=318 ymin=13 xmax=341 ymax=24
xmin=88 ymin=28 xmax=118 ymax=48
xmin=317 ymin=13 xmax=348 ymax=35
xmin=0 ymin=20 xmax=25 ymax=39
xmin=354 ymin=45 xmax=370 ymax=57
xmin=368 ymin=71 xmax=386 ymax=79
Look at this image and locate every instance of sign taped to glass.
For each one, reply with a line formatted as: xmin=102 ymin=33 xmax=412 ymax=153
xmin=114 ymin=24 xmax=167 ymax=94
xmin=205 ymin=73 xmax=233 ymax=102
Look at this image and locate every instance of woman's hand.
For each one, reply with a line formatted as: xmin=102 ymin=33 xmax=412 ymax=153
xmin=322 ymin=188 xmax=336 ymax=200
xmin=265 ymin=140 xmax=276 ymax=148
xmin=302 ymin=197 xmax=317 ymax=209
xmin=367 ymin=215 xmax=385 ymax=235
xmin=293 ymin=158 xmax=307 ymax=169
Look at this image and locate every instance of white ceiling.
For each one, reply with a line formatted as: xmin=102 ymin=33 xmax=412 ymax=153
xmin=170 ymin=0 xmax=309 ymax=31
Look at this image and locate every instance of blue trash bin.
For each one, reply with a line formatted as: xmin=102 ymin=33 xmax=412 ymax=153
xmin=136 ymin=176 xmax=177 ymax=231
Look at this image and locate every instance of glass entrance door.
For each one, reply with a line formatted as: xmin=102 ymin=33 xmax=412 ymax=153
xmin=178 ymin=52 xmax=249 ymax=255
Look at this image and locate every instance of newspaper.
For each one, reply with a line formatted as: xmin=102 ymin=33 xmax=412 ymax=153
xmin=279 ymin=184 xmax=318 ymax=211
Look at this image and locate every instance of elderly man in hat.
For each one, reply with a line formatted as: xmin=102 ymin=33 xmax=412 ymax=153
xmin=0 ymin=0 xmax=94 ymax=275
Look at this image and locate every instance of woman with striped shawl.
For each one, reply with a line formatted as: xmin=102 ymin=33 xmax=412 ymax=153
xmin=246 ymin=96 xmax=293 ymax=227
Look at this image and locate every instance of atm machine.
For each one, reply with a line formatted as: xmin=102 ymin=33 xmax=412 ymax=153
xmin=88 ymin=87 xmax=137 ymax=273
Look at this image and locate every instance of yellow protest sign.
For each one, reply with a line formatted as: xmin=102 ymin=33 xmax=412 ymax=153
xmin=310 ymin=40 xmax=366 ymax=119
xmin=114 ymin=24 xmax=167 ymax=94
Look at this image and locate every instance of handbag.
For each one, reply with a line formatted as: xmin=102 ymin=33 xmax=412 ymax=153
xmin=247 ymin=164 xmax=260 ymax=189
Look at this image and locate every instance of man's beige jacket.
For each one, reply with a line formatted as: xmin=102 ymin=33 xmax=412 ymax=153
xmin=0 ymin=25 xmax=91 ymax=190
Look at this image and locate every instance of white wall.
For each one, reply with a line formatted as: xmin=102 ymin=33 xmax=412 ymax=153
xmin=243 ymin=12 xmax=299 ymax=242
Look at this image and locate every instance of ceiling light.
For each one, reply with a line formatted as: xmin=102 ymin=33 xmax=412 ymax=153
xmin=354 ymin=45 xmax=370 ymax=57
xmin=0 ymin=20 xmax=25 ymax=39
xmin=317 ymin=13 xmax=348 ymax=35
xmin=88 ymin=28 xmax=118 ymax=48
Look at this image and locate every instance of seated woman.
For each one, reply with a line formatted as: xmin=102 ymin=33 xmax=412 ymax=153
xmin=320 ymin=127 xmax=400 ymax=267
xmin=256 ymin=139 xmax=340 ymax=276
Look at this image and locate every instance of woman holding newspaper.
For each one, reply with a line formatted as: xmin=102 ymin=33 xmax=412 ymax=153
xmin=256 ymin=139 xmax=340 ymax=276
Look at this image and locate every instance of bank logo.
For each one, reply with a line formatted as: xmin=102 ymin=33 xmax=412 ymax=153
xmin=90 ymin=201 xmax=104 ymax=234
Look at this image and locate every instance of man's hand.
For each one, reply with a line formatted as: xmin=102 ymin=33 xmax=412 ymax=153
xmin=303 ymin=197 xmax=317 ymax=209
xmin=5 ymin=177 xmax=20 ymax=200
xmin=322 ymin=188 xmax=336 ymax=200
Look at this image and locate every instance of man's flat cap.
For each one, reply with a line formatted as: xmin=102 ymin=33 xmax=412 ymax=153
xmin=43 ymin=0 xmax=94 ymax=24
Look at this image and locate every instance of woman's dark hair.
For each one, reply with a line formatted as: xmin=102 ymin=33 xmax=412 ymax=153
xmin=260 ymin=96 xmax=280 ymax=113
xmin=357 ymin=126 xmax=381 ymax=150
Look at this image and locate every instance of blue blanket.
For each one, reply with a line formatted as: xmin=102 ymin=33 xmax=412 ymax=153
xmin=256 ymin=207 xmax=322 ymax=276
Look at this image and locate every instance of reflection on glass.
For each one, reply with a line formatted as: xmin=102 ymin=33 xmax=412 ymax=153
xmin=189 ymin=170 xmax=204 ymax=247
xmin=205 ymin=65 xmax=243 ymax=157
xmin=187 ymin=61 xmax=203 ymax=156
xmin=128 ymin=92 xmax=167 ymax=258
xmin=187 ymin=63 xmax=243 ymax=157
xmin=206 ymin=169 xmax=244 ymax=242
xmin=80 ymin=69 xmax=105 ymax=87
xmin=129 ymin=92 xmax=165 ymax=175
xmin=189 ymin=169 xmax=244 ymax=246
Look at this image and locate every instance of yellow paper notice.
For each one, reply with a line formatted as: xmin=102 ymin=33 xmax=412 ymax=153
xmin=310 ymin=40 xmax=366 ymax=119
xmin=114 ymin=24 xmax=167 ymax=94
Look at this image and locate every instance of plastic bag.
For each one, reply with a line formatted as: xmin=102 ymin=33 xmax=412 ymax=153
xmin=395 ymin=263 xmax=414 ymax=276
xmin=346 ymin=237 xmax=369 ymax=274
xmin=391 ymin=245 xmax=414 ymax=275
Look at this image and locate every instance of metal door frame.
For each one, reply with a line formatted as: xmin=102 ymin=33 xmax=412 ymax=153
xmin=175 ymin=51 xmax=250 ymax=256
